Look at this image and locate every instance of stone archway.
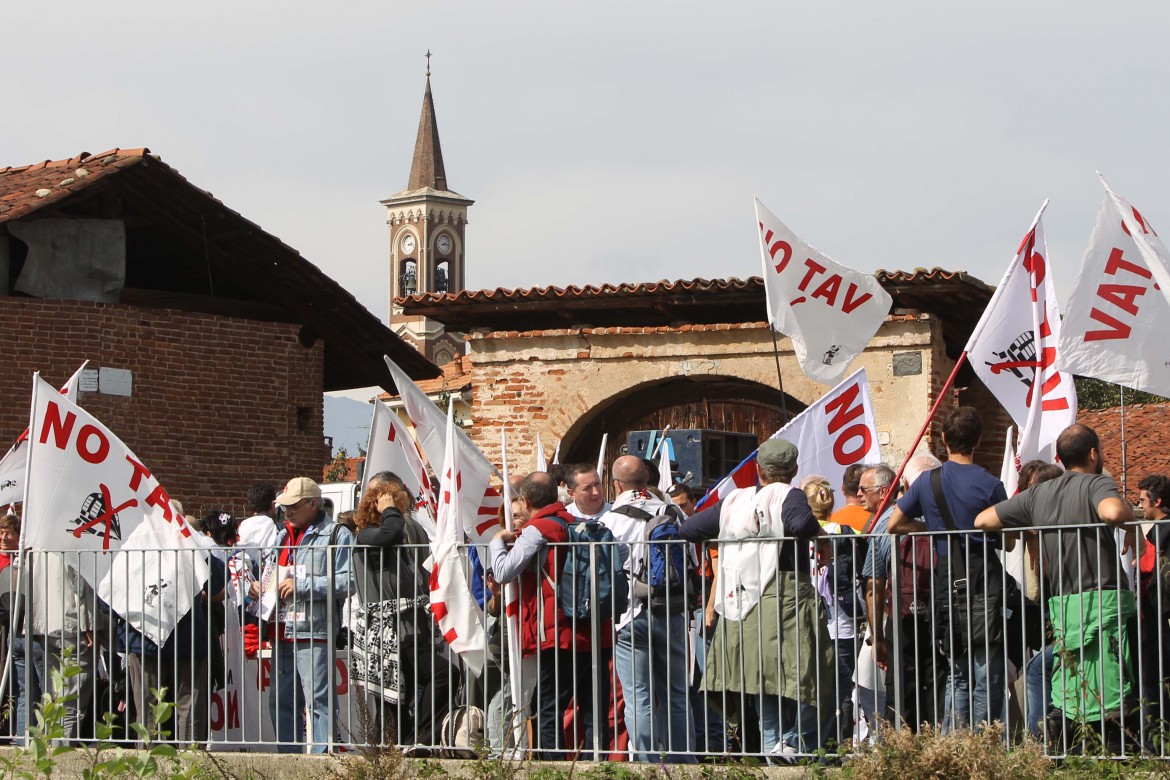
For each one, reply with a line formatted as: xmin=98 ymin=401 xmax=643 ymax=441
xmin=560 ymin=374 xmax=804 ymax=485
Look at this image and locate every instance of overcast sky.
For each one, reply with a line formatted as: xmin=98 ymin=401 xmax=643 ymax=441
xmin=10 ymin=1 xmax=1170 ymax=340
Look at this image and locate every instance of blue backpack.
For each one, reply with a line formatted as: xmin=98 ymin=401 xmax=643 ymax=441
xmin=611 ymin=504 xmax=698 ymax=615
xmin=559 ymin=519 xmax=629 ymax=623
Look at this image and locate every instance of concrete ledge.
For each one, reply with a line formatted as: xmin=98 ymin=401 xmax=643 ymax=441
xmin=0 ymin=747 xmax=820 ymax=779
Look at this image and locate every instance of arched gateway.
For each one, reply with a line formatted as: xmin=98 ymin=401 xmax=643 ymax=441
xmin=559 ymin=374 xmax=803 ymax=482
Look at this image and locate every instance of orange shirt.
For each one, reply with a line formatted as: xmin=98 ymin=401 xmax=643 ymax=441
xmin=829 ymin=504 xmax=871 ymax=533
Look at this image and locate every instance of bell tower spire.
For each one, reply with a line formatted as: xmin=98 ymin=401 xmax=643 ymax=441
xmin=381 ymin=53 xmax=473 ymax=368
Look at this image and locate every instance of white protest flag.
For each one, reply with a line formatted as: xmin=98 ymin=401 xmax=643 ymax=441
xmin=0 ymin=361 xmax=88 ymax=506
xmin=499 ymin=427 xmax=535 ymax=754
xmin=428 ymin=398 xmax=486 ymax=676
xmin=363 ymin=401 xmax=438 ymax=540
xmin=657 ymin=435 xmax=673 ymax=496
xmin=385 ymin=356 xmax=502 ymax=545
xmin=699 ymin=368 xmax=881 ymax=510
xmin=965 ymin=203 xmax=1076 ymax=463
xmin=1060 ymin=177 xmax=1170 ymax=396
xmin=22 ymin=374 xmax=210 ymax=645
xmin=756 ymin=199 xmax=892 ymax=385
xmin=996 ymin=426 xmax=1027 ymax=591
xmin=534 ymin=432 xmax=547 ymax=472
xmin=999 ymin=426 xmax=1020 ymax=497
xmin=596 ymin=433 xmax=608 ymax=480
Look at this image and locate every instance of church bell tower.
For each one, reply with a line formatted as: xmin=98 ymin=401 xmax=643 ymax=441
xmin=382 ymin=54 xmax=471 ymax=367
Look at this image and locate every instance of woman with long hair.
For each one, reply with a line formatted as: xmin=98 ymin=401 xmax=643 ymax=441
xmin=351 ymin=479 xmax=443 ymax=747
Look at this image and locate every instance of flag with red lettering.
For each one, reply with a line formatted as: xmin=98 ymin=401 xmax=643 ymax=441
xmin=384 ymin=356 xmax=503 ymax=545
xmin=1059 ymin=177 xmax=1170 ymax=396
xmin=756 ymin=199 xmax=893 ymax=385
xmin=428 ymin=399 xmax=486 ymax=676
xmin=0 ymin=361 xmax=88 ymax=506
xmin=363 ymin=401 xmax=437 ymax=540
xmin=22 ymin=374 xmax=210 ymax=645
xmin=965 ymin=203 xmax=1076 ymax=464
xmin=697 ymin=368 xmax=881 ymax=510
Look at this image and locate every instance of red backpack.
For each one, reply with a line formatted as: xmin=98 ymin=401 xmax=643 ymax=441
xmin=891 ymin=535 xmax=936 ymax=619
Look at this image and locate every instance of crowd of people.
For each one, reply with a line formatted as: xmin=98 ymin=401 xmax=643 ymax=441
xmin=0 ymin=407 xmax=1166 ymax=760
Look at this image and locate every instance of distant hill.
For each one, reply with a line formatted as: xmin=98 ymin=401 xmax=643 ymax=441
xmin=324 ymin=395 xmax=373 ymax=457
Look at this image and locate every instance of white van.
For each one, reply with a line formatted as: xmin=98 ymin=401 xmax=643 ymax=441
xmin=319 ymin=481 xmax=359 ymax=520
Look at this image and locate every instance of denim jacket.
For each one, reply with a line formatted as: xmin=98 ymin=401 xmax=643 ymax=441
xmin=265 ymin=512 xmax=354 ymax=640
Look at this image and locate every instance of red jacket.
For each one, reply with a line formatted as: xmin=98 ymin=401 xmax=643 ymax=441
xmin=516 ymin=503 xmax=611 ymax=655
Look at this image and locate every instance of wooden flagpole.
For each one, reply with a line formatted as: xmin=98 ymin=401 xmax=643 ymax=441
xmin=864 ymin=352 xmax=968 ymax=533
xmin=1120 ymin=384 xmax=1127 ymax=497
xmin=769 ymin=326 xmax=791 ymax=421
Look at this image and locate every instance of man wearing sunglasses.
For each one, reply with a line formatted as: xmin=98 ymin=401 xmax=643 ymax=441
xmin=252 ymin=477 xmax=353 ymax=753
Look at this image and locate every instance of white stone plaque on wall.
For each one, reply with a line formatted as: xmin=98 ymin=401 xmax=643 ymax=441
xmin=98 ymin=367 xmax=132 ymax=397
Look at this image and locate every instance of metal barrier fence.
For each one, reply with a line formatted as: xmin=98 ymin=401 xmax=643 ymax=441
xmin=0 ymin=523 xmax=1165 ymax=760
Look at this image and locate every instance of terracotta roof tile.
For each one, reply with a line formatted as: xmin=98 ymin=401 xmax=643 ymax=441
xmin=1078 ymin=403 xmax=1170 ymax=501
xmin=0 ymin=148 xmax=149 ymax=224
xmin=400 ymin=275 xmax=763 ymax=307
xmin=396 ymin=269 xmax=992 ymax=358
xmin=323 ymin=456 xmax=364 ymax=484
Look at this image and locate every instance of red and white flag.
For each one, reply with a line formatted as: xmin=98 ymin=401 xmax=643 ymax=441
xmin=697 ymin=368 xmax=881 ymax=511
xmin=0 ymin=361 xmax=88 ymax=506
xmin=1059 ymin=177 xmax=1170 ymax=397
xmin=428 ymin=398 xmax=486 ymax=676
xmin=756 ymin=198 xmax=892 ymax=385
xmin=22 ymin=374 xmax=210 ymax=644
xmin=363 ymin=401 xmax=437 ymax=540
xmin=384 ymin=356 xmax=503 ymax=545
xmin=965 ymin=203 xmax=1076 ymax=464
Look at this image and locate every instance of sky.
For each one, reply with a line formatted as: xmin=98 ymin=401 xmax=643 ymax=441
xmin=9 ymin=1 xmax=1170 ymax=397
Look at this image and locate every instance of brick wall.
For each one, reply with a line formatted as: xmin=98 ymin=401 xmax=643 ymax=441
xmin=927 ymin=340 xmax=1014 ymax=473
xmin=0 ymin=298 xmax=325 ymax=518
xmin=467 ymin=317 xmax=941 ymax=472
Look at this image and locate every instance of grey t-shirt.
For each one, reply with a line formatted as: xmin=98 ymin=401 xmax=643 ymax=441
xmin=995 ymin=471 xmax=1125 ymax=596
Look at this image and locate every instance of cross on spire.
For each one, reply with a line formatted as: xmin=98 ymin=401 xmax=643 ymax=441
xmin=426 ymin=49 xmax=432 ymax=77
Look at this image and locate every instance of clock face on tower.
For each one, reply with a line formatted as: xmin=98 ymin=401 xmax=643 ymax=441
xmin=436 ymin=234 xmax=452 ymax=255
xmin=400 ymin=233 xmax=416 ymax=255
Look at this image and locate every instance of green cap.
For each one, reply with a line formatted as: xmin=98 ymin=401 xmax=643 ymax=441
xmin=758 ymin=438 xmax=798 ymax=471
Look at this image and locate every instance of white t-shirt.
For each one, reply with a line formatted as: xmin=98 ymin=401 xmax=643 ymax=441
xmin=237 ymin=513 xmax=279 ymax=550
xmin=567 ymin=500 xmax=612 ymax=521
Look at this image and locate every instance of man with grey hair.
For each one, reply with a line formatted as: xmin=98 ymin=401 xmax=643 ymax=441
xmin=859 ymin=463 xmax=899 ymax=667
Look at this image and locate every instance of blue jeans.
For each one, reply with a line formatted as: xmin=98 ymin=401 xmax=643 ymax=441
xmin=942 ymin=644 xmax=1004 ymax=732
xmin=30 ymin=637 xmax=91 ymax=743
xmin=10 ymin=637 xmax=41 ymax=745
xmin=822 ymin=636 xmax=858 ymax=744
xmin=615 ymin=611 xmax=695 ymax=762
xmin=1026 ymin=646 xmax=1054 ymax=738
xmin=270 ymin=641 xmax=335 ymax=753
xmin=690 ymin=618 xmax=725 ymax=754
xmin=533 ymin=647 xmax=611 ymax=760
xmin=758 ymin=694 xmax=819 ymax=754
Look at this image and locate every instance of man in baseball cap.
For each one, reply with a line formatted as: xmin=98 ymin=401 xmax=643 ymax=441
xmin=251 ymin=475 xmax=351 ymax=752
xmin=275 ymin=477 xmax=322 ymax=507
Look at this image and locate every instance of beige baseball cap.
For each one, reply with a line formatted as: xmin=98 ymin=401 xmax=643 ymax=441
xmin=275 ymin=477 xmax=322 ymax=506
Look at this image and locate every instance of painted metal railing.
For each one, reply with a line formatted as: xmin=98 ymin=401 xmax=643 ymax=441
xmin=0 ymin=524 xmax=1163 ymax=760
